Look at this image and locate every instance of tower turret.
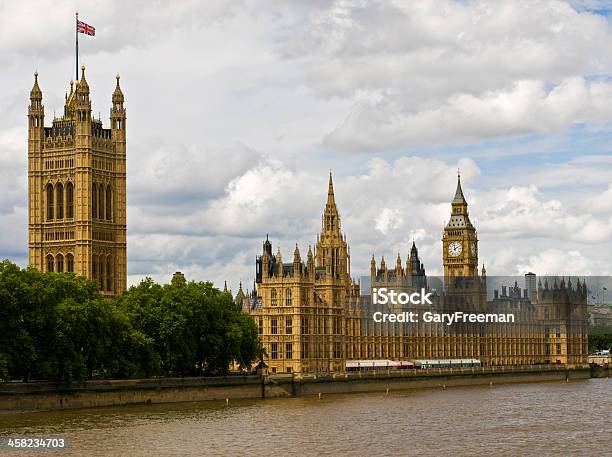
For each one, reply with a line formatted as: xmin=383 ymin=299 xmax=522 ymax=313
xmin=293 ymin=244 xmax=302 ymax=277
xmin=111 ymin=74 xmax=126 ymax=136
xmin=395 ymin=252 xmax=403 ymax=277
xmin=28 ymin=71 xmax=44 ymax=152
xmin=370 ymin=254 xmax=376 ymax=278
xmin=307 ymin=245 xmax=314 ymax=278
xmin=28 ymin=66 xmax=128 ymax=295
xmin=443 ymin=172 xmax=478 ymax=277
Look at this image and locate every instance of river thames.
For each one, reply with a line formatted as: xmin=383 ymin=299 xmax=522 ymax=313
xmin=1 ymin=379 xmax=610 ymax=456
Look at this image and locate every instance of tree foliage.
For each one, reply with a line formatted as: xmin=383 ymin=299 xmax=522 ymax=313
xmin=0 ymin=260 xmax=262 ymax=382
xmin=588 ymin=323 xmax=612 ymax=353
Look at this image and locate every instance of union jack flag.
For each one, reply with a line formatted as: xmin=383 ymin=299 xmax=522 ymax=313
xmin=77 ymin=19 xmax=95 ymax=36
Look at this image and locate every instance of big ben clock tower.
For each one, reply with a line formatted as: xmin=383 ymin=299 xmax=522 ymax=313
xmin=443 ymin=173 xmax=479 ymax=277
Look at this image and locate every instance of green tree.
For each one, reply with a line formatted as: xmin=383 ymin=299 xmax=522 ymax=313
xmin=117 ymin=278 xmax=263 ymax=376
xmin=589 ymin=324 xmax=612 ymax=353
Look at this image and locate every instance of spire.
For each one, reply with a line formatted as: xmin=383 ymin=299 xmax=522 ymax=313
xmin=322 ymin=171 xmax=340 ymax=233
xmin=112 ymin=74 xmax=124 ymax=104
xmin=30 ymin=71 xmax=42 ymax=100
xmin=235 ymin=280 xmax=245 ymax=304
xmin=223 ymin=280 xmax=228 ymax=293
xmin=410 ymin=239 xmax=418 ymax=254
xmin=453 ymin=172 xmax=467 ymax=205
xmin=78 ymin=65 xmax=89 ymax=90
xmin=293 ymin=243 xmax=301 ymax=263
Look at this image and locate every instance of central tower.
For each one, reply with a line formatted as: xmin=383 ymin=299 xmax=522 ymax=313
xmin=27 ymin=67 xmax=127 ymax=295
xmin=442 ymin=174 xmax=478 ymax=277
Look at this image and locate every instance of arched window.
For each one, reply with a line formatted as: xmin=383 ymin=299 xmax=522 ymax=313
xmin=92 ymin=255 xmax=98 ymax=286
xmin=271 ymin=289 xmax=277 ymax=306
xmin=66 ymin=254 xmax=74 ymax=273
xmin=46 ymin=184 xmax=54 ymax=220
xmin=56 ymin=254 xmax=64 ymax=273
xmin=56 ymin=183 xmax=64 ymax=219
xmin=106 ymin=256 xmax=112 ymax=292
xmin=46 ymin=254 xmax=54 ymax=272
xmin=98 ymin=185 xmax=104 ymax=220
xmin=99 ymin=259 xmax=104 ymax=290
xmin=66 ymin=182 xmax=74 ymax=219
xmin=285 ymin=288 xmax=292 ymax=306
xmin=106 ymin=185 xmax=112 ymax=221
xmin=92 ymin=183 xmax=97 ymax=218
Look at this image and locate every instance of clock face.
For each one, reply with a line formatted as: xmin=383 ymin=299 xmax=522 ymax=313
xmin=470 ymin=242 xmax=477 ymax=256
xmin=448 ymin=241 xmax=462 ymax=257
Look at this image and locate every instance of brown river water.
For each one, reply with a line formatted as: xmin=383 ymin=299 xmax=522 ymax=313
xmin=0 ymin=379 xmax=610 ymax=457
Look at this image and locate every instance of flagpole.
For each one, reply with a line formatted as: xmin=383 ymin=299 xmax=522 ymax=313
xmin=75 ymin=11 xmax=79 ymax=81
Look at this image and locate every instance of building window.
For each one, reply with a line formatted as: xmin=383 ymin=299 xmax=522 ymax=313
xmin=66 ymin=182 xmax=74 ymax=219
xmin=333 ymin=342 xmax=341 ymax=359
xmin=46 ymin=184 xmax=54 ymax=220
xmin=106 ymin=257 xmax=112 ymax=292
xmin=271 ymin=289 xmax=277 ymax=306
xmin=271 ymin=342 xmax=278 ymax=360
xmin=56 ymin=183 xmax=64 ymax=219
xmin=271 ymin=319 xmax=278 ymax=335
xmin=258 ymin=318 xmax=263 ymax=335
xmin=285 ymin=288 xmax=292 ymax=306
xmin=46 ymin=254 xmax=54 ymax=272
xmin=286 ymin=343 xmax=293 ymax=360
xmin=99 ymin=259 xmax=104 ymax=290
xmin=92 ymin=183 xmax=97 ymax=218
xmin=56 ymin=254 xmax=64 ymax=273
xmin=556 ymin=343 xmax=561 ymax=355
xmin=333 ymin=316 xmax=340 ymax=334
xmin=106 ymin=185 xmax=112 ymax=221
xmin=556 ymin=327 xmax=561 ymax=338
xmin=92 ymin=255 xmax=97 ymax=278
xmin=67 ymin=254 xmax=74 ymax=273
xmin=301 ymin=316 xmax=309 ymax=335
xmin=301 ymin=342 xmax=309 ymax=359
xmin=286 ymin=317 xmax=292 ymax=334
xmin=98 ymin=185 xmax=104 ymax=220
xmin=327 ymin=215 xmax=335 ymax=230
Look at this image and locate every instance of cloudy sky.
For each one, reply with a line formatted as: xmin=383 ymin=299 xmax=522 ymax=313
xmin=2 ymin=0 xmax=612 ymax=291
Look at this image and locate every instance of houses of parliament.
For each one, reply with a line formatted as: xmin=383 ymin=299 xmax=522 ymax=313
xmin=241 ymin=174 xmax=589 ymax=373
xmin=27 ymin=68 xmax=127 ymax=295
xmin=25 ymin=67 xmax=588 ymax=373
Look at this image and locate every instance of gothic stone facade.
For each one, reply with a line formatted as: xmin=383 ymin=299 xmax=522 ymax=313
xmin=27 ymin=67 xmax=127 ymax=295
xmin=243 ymin=174 xmax=588 ymax=373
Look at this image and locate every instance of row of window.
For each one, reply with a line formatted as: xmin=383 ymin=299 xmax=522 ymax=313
xmin=269 ymin=342 xmax=343 ymax=360
xmin=44 ymin=230 xmax=75 ymax=241
xmin=46 ymin=182 xmax=74 ymax=220
xmin=262 ymin=316 xmax=341 ymax=335
xmin=46 ymin=253 xmax=113 ymax=292
xmin=92 ymin=255 xmax=114 ymax=292
xmin=271 ymin=288 xmax=293 ymax=306
xmin=45 ymin=159 xmax=75 ymax=170
xmin=92 ymin=158 xmax=114 ymax=171
xmin=91 ymin=183 xmax=113 ymax=221
xmin=45 ymin=182 xmax=114 ymax=222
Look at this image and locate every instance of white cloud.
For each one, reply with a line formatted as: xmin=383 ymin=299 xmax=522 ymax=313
xmin=1 ymin=1 xmax=612 ymax=291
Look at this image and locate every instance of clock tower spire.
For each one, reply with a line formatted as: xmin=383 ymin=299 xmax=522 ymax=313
xmin=443 ymin=172 xmax=478 ymax=277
